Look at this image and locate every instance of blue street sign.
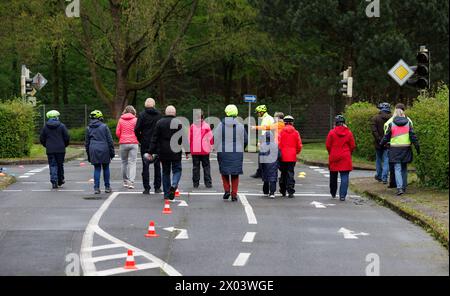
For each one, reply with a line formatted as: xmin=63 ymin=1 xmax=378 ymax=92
xmin=244 ymin=94 xmax=257 ymax=103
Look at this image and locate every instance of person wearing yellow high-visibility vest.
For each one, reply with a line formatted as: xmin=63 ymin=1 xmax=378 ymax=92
xmin=383 ymin=103 xmax=414 ymax=188
xmin=250 ymin=105 xmax=275 ymax=178
xmin=381 ymin=108 xmax=420 ymax=196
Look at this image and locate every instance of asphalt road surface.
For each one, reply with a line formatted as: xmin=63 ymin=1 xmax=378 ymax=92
xmin=0 ymin=152 xmax=448 ymax=276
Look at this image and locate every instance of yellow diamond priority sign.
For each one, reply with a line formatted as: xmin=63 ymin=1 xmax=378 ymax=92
xmin=388 ymin=59 xmax=414 ymax=86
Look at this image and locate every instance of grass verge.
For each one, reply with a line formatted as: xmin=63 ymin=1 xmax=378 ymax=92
xmin=0 ymin=145 xmax=84 ymax=165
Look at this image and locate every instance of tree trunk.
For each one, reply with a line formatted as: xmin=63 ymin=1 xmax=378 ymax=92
xmin=61 ymin=47 xmax=69 ymax=105
xmin=52 ymin=46 xmax=60 ymax=105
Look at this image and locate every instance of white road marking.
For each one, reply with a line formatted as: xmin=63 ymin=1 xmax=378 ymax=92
xmin=309 ymin=166 xmax=320 ymax=169
xmin=171 ymin=200 xmax=188 ymax=207
xmin=338 ymin=228 xmax=370 ymax=239
xmin=242 ymin=232 xmax=256 ymax=243
xmin=58 ymin=190 xmax=85 ymax=192
xmin=82 ymin=244 xmax=123 ymax=252
xmin=31 ymin=190 xmax=51 ymax=192
xmin=164 ymin=227 xmax=189 ymax=239
xmin=94 ymin=263 xmax=160 ymax=276
xmin=80 ymin=192 xmax=182 ymax=276
xmin=18 ymin=176 xmax=30 ymax=179
xmin=233 ymin=253 xmax=251 ymax=266
xmin=86 ymin=253 xmax=135 ymax=263
xmin=238 ymin=194 xmax=257 ymax=225
xmin=2 ymin=190 xmax=23 ymax=192
xmin=310 ymin=201 xmax=336 ymax=209
xmin=24 ymin=173 xmax=35 ymax=176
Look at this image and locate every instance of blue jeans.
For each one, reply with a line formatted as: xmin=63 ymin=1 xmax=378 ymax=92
xmin=375 ymin=148 xmax=389 ymax=182
xmin=330 ymin=171 xmax=350 ymax=199
xmin=394 ymin=163 xmax=408 ymax=190
xmin=94 ymin=164 xmax=110 ymax=189
xmin=161 ymin=160 xmax=182 ymax=197
xmin=47 ymin=153 xmax=65 ymax=184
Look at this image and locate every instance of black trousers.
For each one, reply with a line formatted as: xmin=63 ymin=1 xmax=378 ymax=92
xmin=141 ymin=153 xmax=161 ymax=191
xmin=47 ymin=153 xmax=65 ymax=184
xmin=192 ymin=155 xmax=212 ymax=186
xmin=263 ymin=181 xmax=277 ymax=195
xmin=279 ymin=162 xmax=296 ymax=195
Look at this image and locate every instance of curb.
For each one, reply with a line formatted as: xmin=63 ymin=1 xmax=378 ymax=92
xmin=350 ymin=184 xmax=449 ymax=250
xmin=0 ymin=150 xmax=85 ymax=166
xmin=0 ymin=175 xmax=16 ymax=190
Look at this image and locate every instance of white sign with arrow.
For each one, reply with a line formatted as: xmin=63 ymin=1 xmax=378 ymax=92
xmin=338 ymin=228 xmax=370 ymax=239
xmin=310 ymin=201 xmax=335 ymax=209
xmin=164 ymin=227 xmax=189 ymax=239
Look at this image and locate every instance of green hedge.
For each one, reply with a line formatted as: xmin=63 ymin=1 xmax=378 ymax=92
xmin=344 ymin=102 xmax=379 ymax=161
xmin=69 ymin=119 xmax=118 ymax=142
xmin=408 ymin=86 xmax=449 ymax=189
xmin=0 ymin=100 xmax=35 ymax=158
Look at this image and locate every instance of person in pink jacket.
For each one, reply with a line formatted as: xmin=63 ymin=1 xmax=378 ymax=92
xmin=189 ymin=111 xmax=214 ymax=188
xmin=116 ymin=106 xmax=139 ymax=189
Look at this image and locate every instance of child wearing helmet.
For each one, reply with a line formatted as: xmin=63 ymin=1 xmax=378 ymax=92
xmin=39 ymin=110 xmax=70 ymax=189
xmin=85 ymin=110 xmax=115 ymax=194
xmin=250 ymin=105 xmax=275 ymax=179
xmin=326 ymin=115 xmax=356 ymax=201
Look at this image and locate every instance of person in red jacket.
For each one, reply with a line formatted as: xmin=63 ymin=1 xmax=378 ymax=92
xmin=116 ymin=106 xmax=139 ymax=189
xmin=326 ymin=115 xmax=356 ymax=201
xmin=189 ymin=111 xmax=214 ymax=188
xmin=278 ymin=115 xmax=303 ymax=198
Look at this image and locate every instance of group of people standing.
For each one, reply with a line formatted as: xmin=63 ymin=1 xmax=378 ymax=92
xmin=38 ymin=98 xmax=418 ymax=200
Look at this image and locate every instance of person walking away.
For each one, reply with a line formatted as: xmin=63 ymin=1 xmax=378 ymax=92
xmin=215 ymin=104 xmax=248 ymax=202
xmin=189 ymin=111 xmax=214 ymax=188
xmin=148 ymin=106 xmax=189 ymax=200
xmin=326 ymin=115 xmax=356 ymax=201
xmin=278 ymin=115 xmax=302 ymax=198
xmin=371 ymin=103 xmax=392 ymax=184
xmin=381 ymin=108 xmax=420 ymax=196
xmin=384 ymin=103 xmax=414 ymax=188
xmin=116 ymin=106 xmax=139 ymax=189
xmin=85 ymin=110 xmax=115 ymax=194
xmin=259 ymin=131 xmax=279 ymax=199
xmin=134 ymin=98 xmax=163 ymax=195
xmin=250 ymin=105 xmax=274 ymax=178
xmin=39 ymin=110 xmax=70 ymax=189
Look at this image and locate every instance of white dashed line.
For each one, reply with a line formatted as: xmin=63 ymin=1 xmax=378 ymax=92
xmin=238 ymin=194 xmax=257 ymax=225
xmin=82 ymin=244 xmax=123 ymax=252
xmin=18 ymin=176 xmax=30 ymax=179
xmin=233 ymin=253 xmax=251 ymax=266
xmin=242 ymin=232 xmax=256 ymax=243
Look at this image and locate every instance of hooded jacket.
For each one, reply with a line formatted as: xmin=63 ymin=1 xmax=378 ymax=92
xmin=39 ymin=119 xmax=70 ymax=154
xmin=116 ymin=113 xmax=138 ymax=144
xmin=215 ymin=117 xmax=248 ymax=175
xmin=326 ymin=125 xmax=356 ymax=172
xmin=380 ymin=116 xmax=420 ymax=164
xmin=85 ymin=119 xmax=115 ymax=164
xmin=189 ymin=120 xmax=214 ymax=155
xmin=134 ymin=108 xmax=162 ymax=151
xmin=371 ymin=111 xmax=391 ymax=149
xmin=278 ymin=124 xmax=302 ymax=162
xmin=259 ymin=132 xmax=279 ymax=182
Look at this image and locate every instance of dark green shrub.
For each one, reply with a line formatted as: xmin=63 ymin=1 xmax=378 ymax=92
xmin=344 ymin=102 xmax=379 ymax=161
xmin=409 ymin=86 xmax=449 ymax=189
xmin=0 ymin=100 xmax=35 ymax=158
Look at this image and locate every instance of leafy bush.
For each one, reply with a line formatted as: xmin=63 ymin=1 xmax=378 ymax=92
xmin=69 ymin=119 xmax=118 ymax=143
xmin=408 ymin=86 xmax=449 ymax=189
xmin=344 ymin=102 xmax=379 ymax=161
xmin=0 ymin=100 xmax=36 ymax=158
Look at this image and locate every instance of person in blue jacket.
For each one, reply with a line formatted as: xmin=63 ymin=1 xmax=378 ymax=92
xmin=214 ymin=104 xmax=248 ymax=202
xmin=39 ymin=110 xmax=70 ymax=189
xmin=259 ymin=131 xmax=279 ymax=199
xmin=85 ymin=110 xmax=115 ymax=194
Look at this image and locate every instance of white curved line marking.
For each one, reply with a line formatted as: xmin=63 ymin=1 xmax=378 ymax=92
xmin=238 ymin=194 xmax=257 ymax=225
xmin=80 ymin=192 xmax=182 ymax=276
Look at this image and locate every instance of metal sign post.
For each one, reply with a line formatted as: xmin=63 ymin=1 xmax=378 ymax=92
xmin=244 ymin=94 xmax=257 ymax=148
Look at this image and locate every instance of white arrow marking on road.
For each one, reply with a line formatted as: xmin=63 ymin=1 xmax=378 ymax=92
xmin=310 ymin=201 xmax=336 ymax=209
xmin=164 ymin=227 xmax=189 ymax=239
xmin=338 ymin=228 xmax=370 ymax=239
xmin=171 ymin=200 xmax=188 ymax=207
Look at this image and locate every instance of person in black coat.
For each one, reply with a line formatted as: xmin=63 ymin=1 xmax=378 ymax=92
xmin=134 ymin=98 xmax=163 ymax=195
xmin=39 ymin=110 xmax=70 ymax=189
xmin=85 ymin=110 xmax=115 ymax=194
xmin=148 ymin=106 xmax=189 ymax=200
xmin=371 ymin=103 xmax=391 ymax=184
xmin=214 ymin=104 xmax=248 ymax=202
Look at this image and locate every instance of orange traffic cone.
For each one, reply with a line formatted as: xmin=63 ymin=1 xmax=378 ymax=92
xmin=175 ymin=189 xmax=180 ymax=198
xmin=162 ymin=200 xmax=172 ymax=214
xmin=144 ymin=221 xmax=160 ymax=238
xmin=123 ymin=250 xmax=138 ymax=270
